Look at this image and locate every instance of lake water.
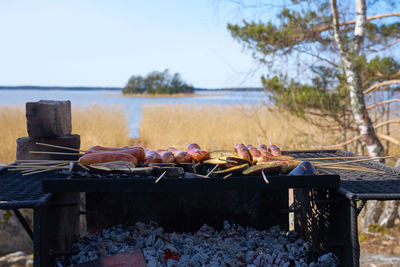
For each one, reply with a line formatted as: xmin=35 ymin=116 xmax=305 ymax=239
xmin=0 ymin=89 xmax=269 ymax=137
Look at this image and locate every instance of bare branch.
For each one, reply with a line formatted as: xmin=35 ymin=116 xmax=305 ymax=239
xmin=377 ymin=134 xmax=400 ymax=146
xmin=363 ymin=80 xmax=400 ymax=94
xmin=320 ymin=134 xmax=363 ymax=148
xmin=330 ymin=0 xmax=347 ymax=55
xmin=316 ymin=13 xmax=400 ymax=33
xmin=367 ymin=39 xmax=400 ymax=53
xmin=366 ymin=98 xmax=400 ymax=110
xmin=374 ymin=120 xmax=400 ymax=129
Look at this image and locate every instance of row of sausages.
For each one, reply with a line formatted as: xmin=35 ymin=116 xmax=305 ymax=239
xmin=234 ymin=143 xmax=282 ymax=163
xmin=78 ymin=143 xmax=210 ymax=167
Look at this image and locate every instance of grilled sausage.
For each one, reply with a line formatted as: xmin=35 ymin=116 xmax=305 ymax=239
xmin=234 ymin=144 xmax=252 ymax=163
xmin=78 ymin=152 xmax=138 ymax=166
xmin=187 ymin=143 xmax=210 ymax=163
xmin=268 ymin=145 xmax=282 ymax=156
xmin=167 ymin=148 xmax=192 ymax=163
xmin=156 ymin=149 xmax=176 ymax=164
xmin=86 ymin=145 xmax=128 ymax=153
xmin=246 ymin=145 xmax=262 ymax=163
xmin=258 ymin=144 xmax=273 ymax=158
xmin=86 ymin=147 xmax=146 ymax=162
xmin=143 ymin=149 xmax=162 ymax=166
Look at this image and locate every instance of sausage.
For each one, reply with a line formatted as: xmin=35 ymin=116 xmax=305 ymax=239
xmin=268 ymin=145 xmax=282 ymax=156
xmin=258 ymin=144 xmax=273 ymax=158
xmin=86 ymin=147 xmax=146 ymax=162
xmin=156 ymin=149 xmax=176 ymax=164
xmin=234 ymin=144 xmax=252 ymax=162
xmin=86 ymin=145 xmax=128 ymax=153
xmin=187 ymin=143 xmax=210 ymax=163
xmin=78 ymin=152 xmax=138 ymax=166
xmin=143 ymin=149 xmax=162 ymax=166
xmin=167 ymin=148 xmax=192 ymax=163
xmin=246 ymin=145 xmax=262 ymax=163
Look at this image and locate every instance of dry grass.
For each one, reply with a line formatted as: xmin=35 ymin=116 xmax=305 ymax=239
xmin=138 ymin=104 xmax=341 ymax=151
xmin=0 ymin=104 xmax=130 ymax=163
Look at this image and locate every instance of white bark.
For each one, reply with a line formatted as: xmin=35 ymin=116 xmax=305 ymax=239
xmin=379 ymin=201 xmax=399 ymax=228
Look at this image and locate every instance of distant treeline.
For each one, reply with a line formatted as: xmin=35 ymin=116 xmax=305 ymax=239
xmin=123 ymin=70 xmax=194 ymax=95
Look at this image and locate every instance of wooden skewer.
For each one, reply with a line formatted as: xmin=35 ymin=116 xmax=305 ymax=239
xmin=261 ymin=170 xmax=270 ymax=184
xmin=316 ymin=156 xmax=393 ymax=166
xmin=29 ymin=151 xmax=82 ymax=156
xmin=223 ymin=173 xmax=232 ymax=180
xmin=256 ymin=136 xmax=261 ymax=146
xmin=15 ymin=161 xmax=74 ymax=166
xmin=317 ymin=165 xmax=385 ymax=174
xmin=268 ymin=137 xmax=272 ymax=146
xmin=8 ymin=164 xmax=69 ymax=169
xmin=205 ymin=164 xmax=219 ymax=178
xmin=16 ymin=159 xmax=78 ymax=163
xmin=21 ymin=166 xmax=69 ymax=173
xmin=209 ymin=137 xmax=218 ymax=150
xmin=77 ymin=163 xmax=90 ymax=171
xmin=295 ymin=156 xmax=369 ymax=161
xmin=155 ymin=171 xmax=167 ymax=184
xmin=22 ymin=166 xmax=70 ymax=176
xmin=35 ymin=142 xmax=85 ymax=152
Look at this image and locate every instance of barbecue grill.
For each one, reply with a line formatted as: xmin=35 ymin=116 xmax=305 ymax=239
xmin=1 ymin=149 xmax=400 ymax=267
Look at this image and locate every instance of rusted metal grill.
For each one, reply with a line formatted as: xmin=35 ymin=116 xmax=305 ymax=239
xmin=0 ymin=149 xmax=399 ymax=267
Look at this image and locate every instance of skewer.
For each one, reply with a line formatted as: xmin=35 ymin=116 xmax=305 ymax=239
xmin=317 ymin=166 xmax=385 ymax=174
xmin=205 ymin=165 xmax=219 ymax=178
xmin=16 ymin=159 xmax=78 ymax=163
xmin=261 ymin=170 xmax=269 ymax=184
xmin=242 ymin=140 xmax=247 ymax=146
xmin=209 ymin=137 xmax=218 ymax=150
xmin=268 ymin=137 xmax=272 ymax=146
xmin=7 ymin=164 xmax=69 ymax=169
xmin=294 ymin=156 xmax=369 ymax=161
xmin=29 ymin=151 xmax=82 ymax=156
xmin=155 ymin=171 xmax=167 ymax=184
xmin=22 ymin=167 xmax=69 ymax=176
xmin=223 ymin=173 xmax=232 ymax=180
xmin=35 ymin=142 xmax=85 ymax=152
xmin=77 ymin=163 xmax=90 ymax=171
xmin=316 ymin=156 xmax=393 ymax=166
xmin=257 ymin=136 xmax=261 ymax=146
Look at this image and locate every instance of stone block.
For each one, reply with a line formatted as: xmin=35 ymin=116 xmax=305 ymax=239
xmin=16 ymin=135 xmax=81 ymax=161
xmin=26 ymin=100 xmax=72 ymax=138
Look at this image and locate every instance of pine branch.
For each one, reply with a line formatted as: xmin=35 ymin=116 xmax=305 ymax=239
xmin=363 ymin=80 xmax=400 ymax=94
xmin=377 ymin=133 xmax=400 ymax=146
xmin=374 ymin=120 xmax=400 ymax=129
xmin=367 ymin=39 xmax=400 ymax=53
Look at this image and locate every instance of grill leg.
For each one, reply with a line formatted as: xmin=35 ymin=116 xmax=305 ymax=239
xmin=350 ymin=200 xmax=360 ymax=267
xmin=12 ymin=209 xmax=33 ymax=241
xmin=33 ymin=207 xmax=51 ymax=267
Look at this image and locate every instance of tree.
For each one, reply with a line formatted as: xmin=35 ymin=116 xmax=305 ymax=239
xmin=123 ymin=69 xmax=195 ymax=95
xmin=227 ymin=1 xmax=400 ymax=229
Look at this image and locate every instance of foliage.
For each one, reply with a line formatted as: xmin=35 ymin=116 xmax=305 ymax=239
xmin=123 ymin=69 xmax=194 ymax=95
xmin=227 ymin=0 xmax=399 ymax=133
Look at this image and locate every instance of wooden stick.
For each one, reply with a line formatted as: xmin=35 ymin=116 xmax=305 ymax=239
xmin=209 ymin=137 xmax=218 ymax=150
xmin=295 ymin=156 xmax=369 ymax=161
xmin=29 ymin=151 xmax=82 ymax=156
xmin=205 ymin=165 xmax=219 ymax=178
xmin=155 ymin=171 xmax=167 ymax=184
xmin=35 ymin=142 xmax=85 ymax=152
xmin=16 ymin=159 xmax=78 ymax=162
xmin=261 ymin=170 xmax=270 ymax=184
xmin=317 ymin=165 xmax=385 ymax=174
xmin=77 ymin=163 xmax=89 ymax=171
xmin=8 ymin=164 xmax=69 ymax=169
xmin=223 ymin=173 xmax=233 ymax=180
xmin=257 ymin=136 xmax=261 ymax=146
xmin=268 ymin=137 xmax=272 ymax=146
xmin=16 ymin=161 xmax=74 ymax=165
xmin=316 ymin=156 xmax=393 ymax=166
xmin=21 ymin=166 xmax=69 ymax=173
xmin=22 ymin=168 xmax=69 ymax=176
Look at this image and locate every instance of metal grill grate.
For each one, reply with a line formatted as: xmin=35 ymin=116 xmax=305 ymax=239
xmin=0 ymin=168 xmax=67 ymax=209
xmin=286 ymin=150 xmax=400 ymax=200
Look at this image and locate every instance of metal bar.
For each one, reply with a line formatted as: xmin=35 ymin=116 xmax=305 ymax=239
xmin=12 ymin=209 xmax=33 ymax=241
xmin=350 ymin=200 xmax=360 ymax=267
xmin=356 ymin=200 xmax=367 ymax=216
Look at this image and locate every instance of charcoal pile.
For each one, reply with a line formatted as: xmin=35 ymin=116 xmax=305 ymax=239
xmin=60 ymin=222 xmax=339 ymax=267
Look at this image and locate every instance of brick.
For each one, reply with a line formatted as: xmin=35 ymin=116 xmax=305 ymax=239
xmin=16 ymin=135 xmax=80 ymax=161
xmin=72 ymin=250 xmax=147 ymax=267
xmin=26 ymin=100 xmax=72 ymax=138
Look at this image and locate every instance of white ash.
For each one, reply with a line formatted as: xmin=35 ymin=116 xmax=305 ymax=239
xmin=64 ymin=221 xmax=339 ymax=266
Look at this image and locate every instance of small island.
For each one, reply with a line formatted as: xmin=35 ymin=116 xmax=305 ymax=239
xmin=122 ymin=69 xmax=195 ymax=96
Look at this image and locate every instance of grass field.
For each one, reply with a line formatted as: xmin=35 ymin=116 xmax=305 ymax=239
xmin=0 ymin=103 xmax=399 ymax=164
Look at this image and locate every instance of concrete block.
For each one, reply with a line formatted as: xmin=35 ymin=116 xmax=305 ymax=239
xmin=26 ymin=100 xmax=72 ymax=138
xmin=16 ymin=135 xmax=80 ymax=161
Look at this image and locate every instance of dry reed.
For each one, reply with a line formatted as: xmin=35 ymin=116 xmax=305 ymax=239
xmin=138 ymin=104 xmax=341 ymax=151
xmin=0 ymin=104 xmax=130 ymax=164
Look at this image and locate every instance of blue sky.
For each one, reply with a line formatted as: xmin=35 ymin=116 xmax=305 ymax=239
xmin=0 ymin=0 xmax=270 ymax=88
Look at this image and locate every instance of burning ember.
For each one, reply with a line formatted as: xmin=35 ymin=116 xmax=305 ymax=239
xmin=61 ymin=222 xmax=340 ymax=266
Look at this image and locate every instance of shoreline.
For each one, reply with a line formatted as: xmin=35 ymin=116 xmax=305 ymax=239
xmin=105 ymin=93 xmax=220 ymax=98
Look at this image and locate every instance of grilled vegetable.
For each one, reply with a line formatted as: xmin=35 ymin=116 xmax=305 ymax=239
xmin=203 ymin=157 xmax=228 ymax=165
xmin=209 ymin=150 xmax=237 ymax=158
xmin=225 ymin=157 xmax=252 ymax=168
xmin=242 ymin=161 xmax=287 ymax=175
xmin=213 ymin=163 xmax=249 ymax=175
